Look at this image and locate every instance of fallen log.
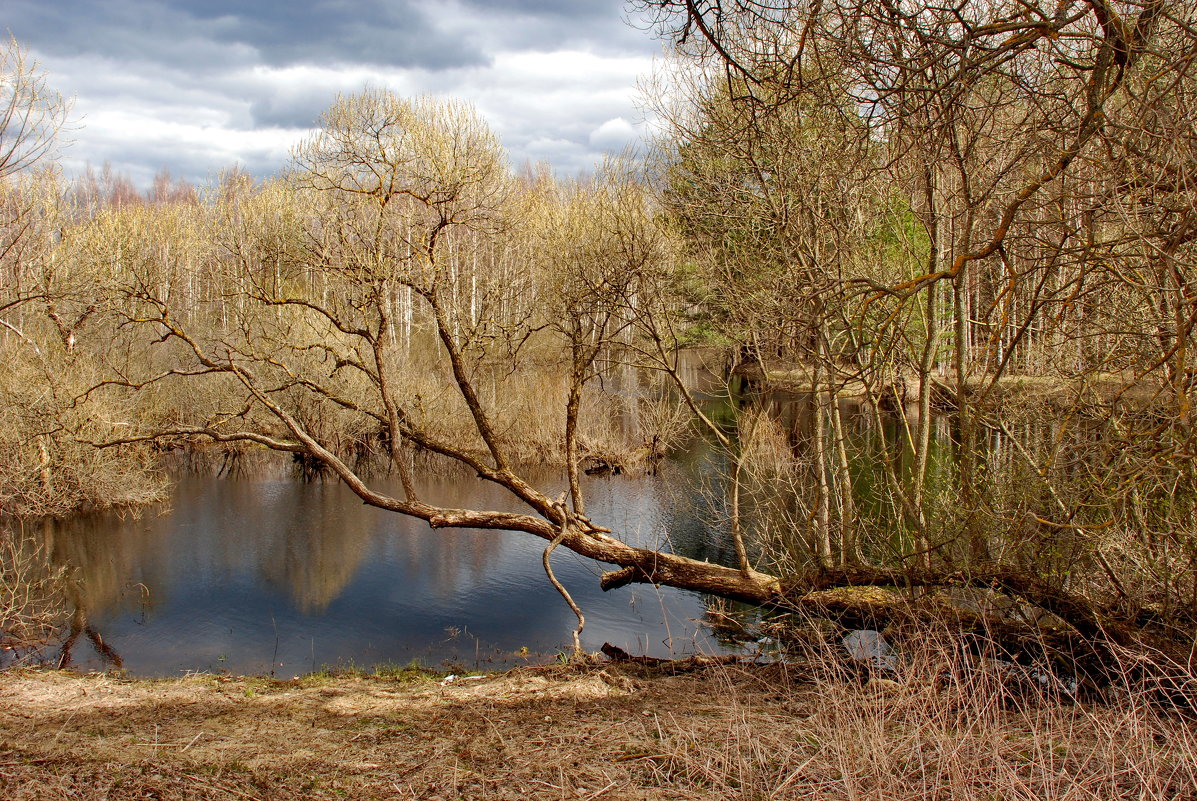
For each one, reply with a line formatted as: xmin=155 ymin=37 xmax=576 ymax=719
xmin=600 ymin=642 xmax=743 ymax=672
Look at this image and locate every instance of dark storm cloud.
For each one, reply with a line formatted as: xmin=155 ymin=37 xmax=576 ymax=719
xmin=247 ymin=90 xmax=338 ymax=130
xmin=6 ymin=0 xmax=489 ymax=71
xmin=457 ymin=0 xmax=655 ymax=54
xmin=6 ymin=1 xmax=659 ymax=186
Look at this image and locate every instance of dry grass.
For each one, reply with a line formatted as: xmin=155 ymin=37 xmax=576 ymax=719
xmin=2 ymin=643 xmax=1196 ymax=801
xmin=645 ymin=641 xmax=1197 ymax=800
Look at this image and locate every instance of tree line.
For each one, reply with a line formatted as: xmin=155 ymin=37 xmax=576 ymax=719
xmin=2 ymin=1 xmax=1196 ymax=665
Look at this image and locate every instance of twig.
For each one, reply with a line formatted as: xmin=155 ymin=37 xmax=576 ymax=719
xmin=580 ymin=779 xmax=618 ymax=801
xmin=182 ymin=773 xmax=264 ymax=801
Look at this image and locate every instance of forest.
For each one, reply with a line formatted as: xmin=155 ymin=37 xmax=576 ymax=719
xmin=2 ymin=0 xmax=1196 ymax=688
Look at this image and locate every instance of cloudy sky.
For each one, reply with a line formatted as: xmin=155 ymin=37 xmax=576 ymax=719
xmin=6 ymin=0 xmax=665 ymax=188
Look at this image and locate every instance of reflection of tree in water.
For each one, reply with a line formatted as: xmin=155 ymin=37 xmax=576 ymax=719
xmin=42 ymin=513 xmax=165 ymax=621
xmin=26 ymin=472 xmax=515 ymax=623
xmin=656 ymin=442 xmax=742 ymax=567
xmin=250 ymin=480 xmax=381 ymax=613
xmin=0 ymin=522 xmax=68 ymax=668
xmin=249 ymin=476 xmax=510 ymax=612
xmin=0 ymin=520 xmax=128 ymax=670
xmin=221 ymin=475 xmax=505 ymax=613
xmin=383 ymin=525 xmax=505 ymax=602
xmin=57 ymin=603 xmax=122 ymax=670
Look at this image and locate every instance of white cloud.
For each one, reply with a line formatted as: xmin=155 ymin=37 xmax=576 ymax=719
xmin=588 ymin=117 xmax=639 ymax=151
xmin=14 ymin=3 xmax=665 ymax=187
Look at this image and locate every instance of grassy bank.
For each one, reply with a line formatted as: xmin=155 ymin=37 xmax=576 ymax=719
xmin=2 ymin=655 xmax=1195 ymax=800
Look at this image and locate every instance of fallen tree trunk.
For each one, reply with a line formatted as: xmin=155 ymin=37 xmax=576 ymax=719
xmin=601 ymin=560 xmax=1164 ymax=660
xmin=599 ymin=642 xmax=742 ymax=672
xmin=92 ymin=348 xmax=1181 ymax=667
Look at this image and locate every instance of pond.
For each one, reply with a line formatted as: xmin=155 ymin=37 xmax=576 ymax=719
xmin=8 ymin=383 xmax=1130 ymax=678
xmin=23 ymin=456 xmax=745 ymax=677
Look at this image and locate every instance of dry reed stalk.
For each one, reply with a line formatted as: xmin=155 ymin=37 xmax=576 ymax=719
xmin=640 ymin=632 xmax=1197 ymax=800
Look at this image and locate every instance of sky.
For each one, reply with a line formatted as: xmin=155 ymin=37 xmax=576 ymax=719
xmin=5 ymin=0 xmax=665 ymax=189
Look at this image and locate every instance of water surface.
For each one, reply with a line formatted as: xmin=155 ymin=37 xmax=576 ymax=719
xmin=38 ymin=464 xmax=738 ymax=676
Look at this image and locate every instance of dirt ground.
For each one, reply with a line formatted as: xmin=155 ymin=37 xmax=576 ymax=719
xmin=0 ymin=663 xmax=803 ymax=800
xmin=4 ymin=659 xmax=1197 ymax=800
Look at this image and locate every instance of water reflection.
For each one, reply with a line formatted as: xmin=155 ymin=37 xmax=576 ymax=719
xmin=7 ymin=380 xmax=1145 ymax=676
xmin=26 ymin=467 xmax=733 ymax=676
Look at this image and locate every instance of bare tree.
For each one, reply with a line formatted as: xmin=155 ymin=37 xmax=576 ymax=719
xmin=625 ymin=0 xmax=1197 ymax=657
xmin=87 ymin=93 xmax=790 ymax=652
xmin=0 ymin=36 xmax=69 ymax=180
xmin=57 ymin=45 xmax=1194 ymax=662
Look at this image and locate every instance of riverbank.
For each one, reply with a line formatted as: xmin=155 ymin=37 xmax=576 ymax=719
xmin=2 ymin=659 xmax=1195 ymax=800
xmin=758 ymin=364 xmax=1161 ymax=408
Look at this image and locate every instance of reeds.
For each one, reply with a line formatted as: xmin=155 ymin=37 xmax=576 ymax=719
xmin=640 ymin=630 xmax=1197 ymax=799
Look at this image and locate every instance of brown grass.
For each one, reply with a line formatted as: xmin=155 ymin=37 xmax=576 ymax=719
xmin=2 ymin=643 xmax=1196 ymax=801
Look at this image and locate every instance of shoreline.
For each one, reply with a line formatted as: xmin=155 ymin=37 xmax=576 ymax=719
xmin=3 ymin=657 xmax=1195 ymax=800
